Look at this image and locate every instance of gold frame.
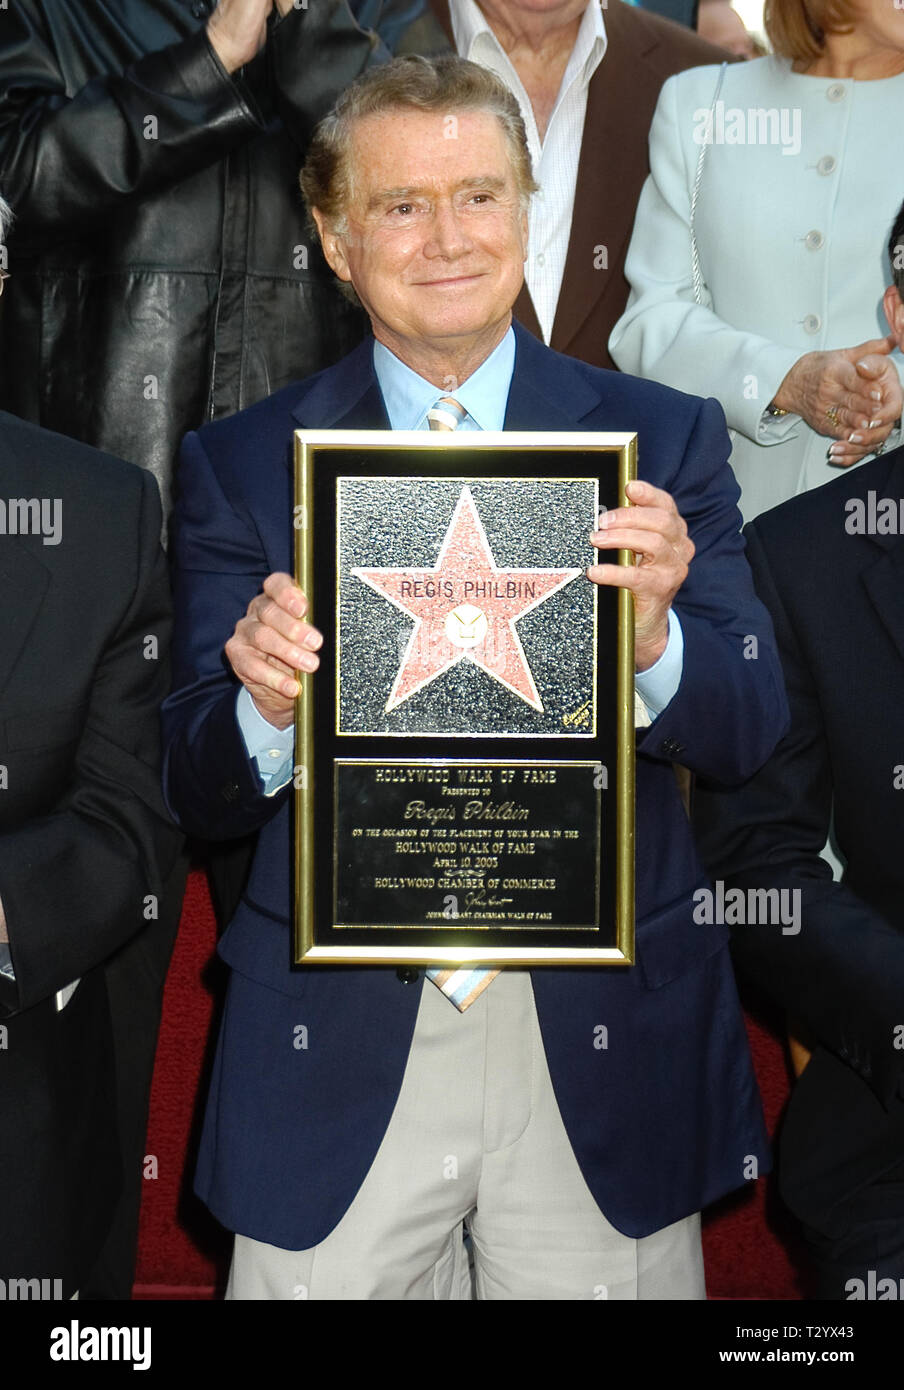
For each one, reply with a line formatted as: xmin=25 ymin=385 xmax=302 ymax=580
xmin=294 ymin=430 xmax=636 ymax=966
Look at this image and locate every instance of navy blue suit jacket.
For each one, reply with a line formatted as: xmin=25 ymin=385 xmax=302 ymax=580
xmin=695 ymin=449 xmax=904 ymax=1236
xmin=162 ymin=322 xmax=788 ymax=1248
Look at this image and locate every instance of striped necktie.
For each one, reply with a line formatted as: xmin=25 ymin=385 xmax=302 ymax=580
xmin=426 ymin=396 xmax=468 ymax=431
xmin=422 ymin=396 xmax=499 ymax=1010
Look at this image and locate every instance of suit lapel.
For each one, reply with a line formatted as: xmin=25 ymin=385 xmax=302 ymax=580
xmin=550 ymin=2 xmax=656 ymax=355
xmin=290 ymin=336 xmax=389 ymax=436
xmin=287 ymin=323 xmax=602 ymax=437
xmin=0 ymin=548 xmax=49 ymax=704
xmin=860 ymin=455 xmax=904 ymax=665
xmin=0 ymin=439 xmax=51 ymax=703
xmin=862 ymin=541 xmax=904 ymax=666
xmin=512 ymin=287 xmax=543 ymax=342
xmin=505 ymin=322 xmax=603 ymax=429
xmin=328 ymin=384 xmax=389 ymax=431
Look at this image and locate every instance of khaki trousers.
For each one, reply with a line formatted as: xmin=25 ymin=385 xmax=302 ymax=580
xmin=226 ymin=970 xmax=705 ymax=1300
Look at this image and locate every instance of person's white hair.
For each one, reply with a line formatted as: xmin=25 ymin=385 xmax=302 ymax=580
xmin=0 ymin=194 xmax=12 ymax=243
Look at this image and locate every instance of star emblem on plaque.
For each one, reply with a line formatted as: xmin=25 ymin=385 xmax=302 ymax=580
xmin=351 ymin=487 xmax=581 ymax=715
xmin=337 ymin=474 xmax=597 ymax=737
xmin=293 ymin=430 xmax=636 ymax=968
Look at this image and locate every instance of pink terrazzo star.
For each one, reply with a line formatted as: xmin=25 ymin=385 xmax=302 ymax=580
xmin=352 ymin=487 xmax=581 ymax=712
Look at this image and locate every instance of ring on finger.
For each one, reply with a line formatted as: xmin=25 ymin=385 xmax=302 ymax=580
xmin=825 ymin=405 xmax=840 ymax=429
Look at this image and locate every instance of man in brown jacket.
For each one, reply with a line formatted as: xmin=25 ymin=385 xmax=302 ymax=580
xmin=400 ymin=0 xmax=732 ymax=369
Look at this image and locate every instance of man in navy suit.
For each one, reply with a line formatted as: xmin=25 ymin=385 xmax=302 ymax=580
xmin=162 ymin=55 xmax=788 ymax=1299
xmin=694 ymin=202 xmax=904 ymax=1300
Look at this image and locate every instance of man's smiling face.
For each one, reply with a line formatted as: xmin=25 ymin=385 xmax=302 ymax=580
xmin=314 ymin=107 xmax=529 ymax=373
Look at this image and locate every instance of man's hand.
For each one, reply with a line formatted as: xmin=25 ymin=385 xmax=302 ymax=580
xmin=772 ymin=337 xmax=903 ymax=465
xmin=207 ymin=0 xmax=273 ymax=73
xmin=225 ymin=573 xmax=322 ymax=730
xmin=588 ymin=480 xmax=694 ymax=672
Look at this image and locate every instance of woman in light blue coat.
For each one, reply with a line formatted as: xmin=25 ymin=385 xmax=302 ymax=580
xmin=609 ymin=0 xmax=904 ymax=521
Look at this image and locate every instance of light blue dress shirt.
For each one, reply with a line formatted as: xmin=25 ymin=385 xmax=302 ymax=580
xmin=237 ymin=329 xmax=683 ymax=787
xmin=372 ymin=329 xmax=514 ymax=432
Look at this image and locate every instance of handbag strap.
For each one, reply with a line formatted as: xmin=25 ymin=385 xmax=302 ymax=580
xmin=690 ymin=61 xmax=727 ymax=307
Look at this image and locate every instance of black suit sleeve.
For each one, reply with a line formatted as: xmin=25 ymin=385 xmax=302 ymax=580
xmin=0 ymin=469 xmax=182 ymax=1015
xmin=0 ymin=2 xmax=267 ymax=243
xmin=694 ymin=520 xmax=904 ymax=1110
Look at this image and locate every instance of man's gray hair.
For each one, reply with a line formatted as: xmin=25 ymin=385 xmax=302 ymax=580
xmin=300 ymin=55 xmax=537 ymax=238
xmin=0 ymin=194 xmax=12 ymax=244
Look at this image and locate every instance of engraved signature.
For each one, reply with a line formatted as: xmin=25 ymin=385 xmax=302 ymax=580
xmin=562 ymin=698 xmax=591 ymax=729
xmin=464 ymin=887 xmax=515 ymax=911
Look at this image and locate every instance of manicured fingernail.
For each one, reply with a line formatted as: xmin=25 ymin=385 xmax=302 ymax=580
xmin=596 ymin=511 xmax=611 ymax=529
xmin=829 ymin=444 xmax=844 ymax=458
xmin=871 ymin=390 xmax=883 ymax=401
xmin=869 ymin=419 xmax=882 ymax=429
xmin=848 ymin=433 xmax=862 ymax=443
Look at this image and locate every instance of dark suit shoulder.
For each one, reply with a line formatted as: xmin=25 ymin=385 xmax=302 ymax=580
xmin=187 ymin=381 xmax=312 ymax=508
xmin=192 ymin=338 xmax=368 ymax=456
xmin=515 ymin=321 xmax=710 ymax=424
xmin=567 ymin=354 xmax=706 ymax=419
xmin=196 ymin=379 xmax=307 ymax=448
xmin=0 ymin=411 xmax=160 ymax=562
xmin=748 ymin=448 xmax=904 ymax=569
xmin=0 ymin=410 xmax=149 ymax=499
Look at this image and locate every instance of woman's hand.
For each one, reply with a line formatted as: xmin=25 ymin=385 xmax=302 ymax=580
xmin=772 ymin=336 xmax=902 ymax=465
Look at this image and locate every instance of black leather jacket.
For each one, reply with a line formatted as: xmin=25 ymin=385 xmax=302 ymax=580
xmin=0 ymin=0 xmax=426 ymax=514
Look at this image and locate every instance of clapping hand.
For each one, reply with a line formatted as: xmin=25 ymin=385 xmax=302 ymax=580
xmin=207 ymin=0 xmax=275 ymax=72
xmin=772 ymin=336 xmax=902 ymax=466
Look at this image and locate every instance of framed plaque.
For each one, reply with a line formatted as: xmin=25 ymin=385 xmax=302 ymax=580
xmin=293 ymin=431 xmax=636 ymax=966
